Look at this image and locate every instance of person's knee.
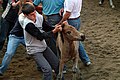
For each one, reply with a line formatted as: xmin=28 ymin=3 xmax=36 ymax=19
xmin=41 ymin=66 xmax=52 ymax=74
xmin=5 ymin=52 xmax=14 ymax=58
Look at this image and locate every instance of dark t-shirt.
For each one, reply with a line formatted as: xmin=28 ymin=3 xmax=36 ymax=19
xmin=4 ymin=0 xmax=19 ymax=23
xmin=10 ymin=20 xmax=24 ymax=37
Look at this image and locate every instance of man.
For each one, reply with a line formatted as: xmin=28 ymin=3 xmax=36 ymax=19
xmin=21 ymin=3 xmax=63 ymax=80
xmin=0 ymin=19 xmax=25 ymax=76
xmin=33 ymin=0 xmax=64 ymax=57
xmin=58 ymin=0 xmax=91 ymax=66
xmin=0 ymin=0 xmax=20 ymax=51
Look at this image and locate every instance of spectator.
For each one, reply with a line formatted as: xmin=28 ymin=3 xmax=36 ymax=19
xmin=0 ymin=16 xmax=25 ymax=76
xmin=0 ymin=0 xmax=20 ymax=51
xmin=0 ymin=0 xmax=41 ymax=76
xmin=58 ymin=0 xmax=91 ymax=66
xmin=33 ymin=0 xmax=64 ymax=58
xmin=1 ymin=0 xmax=8 ymax=11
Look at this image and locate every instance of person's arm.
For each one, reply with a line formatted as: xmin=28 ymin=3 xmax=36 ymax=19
xmin=10 ymin=0 xmax=20 ymax=7
xmin=25 ymin=23 xmax=51 ymax=41
xmin=33 ymin=0 xmax=41 ymax=7
xmin=42 ymin=18 xmax=54 ymax=32
xmin=25 ymin=23 xmax=62 ymax=41
xmin=57 ymin=11 xmax=71 ymax=25
xmin=59 ymin=8 xmax=64 ymax=16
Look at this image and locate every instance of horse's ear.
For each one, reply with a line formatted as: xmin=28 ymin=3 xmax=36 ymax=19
xmin=63 ymin=21 xmax=68 ymax=25
xmin=61 ymin=23 xmax=65 ymax=28
xmin=61 ymin=21 xmax=68 ymax=28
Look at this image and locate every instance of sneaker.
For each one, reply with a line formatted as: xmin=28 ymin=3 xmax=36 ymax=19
xmin=63 ymin=65 xmax=67 ymax=74
xmin=52 ymin=70 xmax=55 ymax=73
xmin=37 ymin=67 xmax=42 ymax=72
xmin=63 ymin=70 xmax=67 ymax=74
xmin=85 ymin=62 xmax=91 ymax=66
xmin=0 ymin=71 xmax=3 ymax=76
xmin=0 ymin=73 xmax=3 ymax=76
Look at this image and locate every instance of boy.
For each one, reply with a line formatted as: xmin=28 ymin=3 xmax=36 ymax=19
xmin=21 ymin=2 xmax=62 ymax=80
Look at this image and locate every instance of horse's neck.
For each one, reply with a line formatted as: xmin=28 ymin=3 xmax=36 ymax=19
xmin=63 ymin=35 xmax=74 ymax=48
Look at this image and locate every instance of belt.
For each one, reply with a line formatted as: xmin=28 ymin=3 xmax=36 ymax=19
xmin=46 ymin=13 xmax=60 ymax=16
xmin=68 ymin=16 xmax=80 ymax=20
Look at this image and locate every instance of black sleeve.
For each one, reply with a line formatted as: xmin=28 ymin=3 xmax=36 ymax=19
xmin=25 ymin=23 xmax=52 ymax=41
xmin=42 ymin=18 xmax=55 ymax=32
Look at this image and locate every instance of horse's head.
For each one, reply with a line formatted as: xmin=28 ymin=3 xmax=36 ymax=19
xmin=61 ymin=21 xmax=85 ymax=41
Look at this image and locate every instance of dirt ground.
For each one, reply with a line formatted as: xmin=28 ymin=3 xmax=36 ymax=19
xmin=0 ymin=0 xmax=120 ymax=80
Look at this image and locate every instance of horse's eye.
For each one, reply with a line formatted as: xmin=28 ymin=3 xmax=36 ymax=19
xmin=66 ymin=31 xmax=71 ymax=34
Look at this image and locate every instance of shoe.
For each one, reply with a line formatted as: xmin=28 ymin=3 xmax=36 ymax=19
xmin=63 ymin=70 xmax=67 ymax=74
xmin=85 ymin=62 xmax=91 ymax=66
xmin=63 ymin=65 xmax=67 ymax=74
xmin=52 ymin=70 xmax=55 ymax=73
xmin=37 ymin=67 xmax=42 ymax=72
xmin=0 ymin=71 xmax=3 ymax=76
xmin=0 ymin=73 xmax=3 ymax=76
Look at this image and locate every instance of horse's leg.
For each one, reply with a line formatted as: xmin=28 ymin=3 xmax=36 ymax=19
xmin=72 ymin=45 xmax=80 ymax=80
xmin=72 ymin=55 xmax=79 ymax=73
xmin=57 ymin=59 xmax=65 ymax=80
xmin=72 ymin=42 xmax=80 ymax=73
xmin=72 ymin=58 xmax=78 ymax=80
xmin=109 ymin=0 xmax=115 ymax=8
xmin=99 ymin=0 xmax=104 ymax=5
xmin=72 ymin=57 xmax=83 ymax=80
xmin=72 ymin=42 xmax=83 ymax=80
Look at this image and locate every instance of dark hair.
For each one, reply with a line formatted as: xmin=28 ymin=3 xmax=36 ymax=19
xmin=22 ymin=3 xmax=35 ymax=15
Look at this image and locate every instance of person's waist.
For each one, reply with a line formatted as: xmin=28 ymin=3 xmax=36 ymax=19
xmin=46 ymin=13 xmax=60 ymax=16
xmin=10 ymin=32 xmax=24 ymax=37
xmin=9 ymin=34 xmax=24 ymax=38
xmin=68 ymin=16 xmax=80 ymax=20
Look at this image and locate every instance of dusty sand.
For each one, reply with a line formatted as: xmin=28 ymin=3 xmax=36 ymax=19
xmin=0 ymin=0 xmax=120 ymax=80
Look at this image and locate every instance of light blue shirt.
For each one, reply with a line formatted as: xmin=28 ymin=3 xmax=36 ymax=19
xmin=33 ymin=0 xmax=64 ymax=15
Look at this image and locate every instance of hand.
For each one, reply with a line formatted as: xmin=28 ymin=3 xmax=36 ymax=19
xmin=12 ymin=1 xmax=20 ymax=7
xmin=59 ymin=8 xmax=64 ymax=16
xmin=52 ymin=25 xmax=62 ymax=33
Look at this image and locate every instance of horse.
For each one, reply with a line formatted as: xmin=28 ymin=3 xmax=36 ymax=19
xmin=99 ymin=0 xmax=115 ymax=8
xmin=56 ymin=21 xmax=85 ymax=80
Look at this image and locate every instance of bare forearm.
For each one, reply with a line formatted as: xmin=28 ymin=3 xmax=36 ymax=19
xmin=58 ymin=11 xmax=71 ymax=25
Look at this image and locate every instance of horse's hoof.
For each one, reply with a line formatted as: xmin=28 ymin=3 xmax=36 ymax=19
xmin=72 ymin=67 xmax=80 ymax=73
xmin=111 ymin=5 xmax=115 ymax=8
xmin=99 ymin=2 xmax=102 ymax=5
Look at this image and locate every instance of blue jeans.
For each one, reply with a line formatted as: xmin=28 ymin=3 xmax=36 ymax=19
xmin=45 ymin=14 xmax=62 ymax=58
xmin=46 ymin=14 xmax=62 ymax=26
xmin=0 ymin=34 xmax=25 ymax=74
xmin=67 ymin=18 xmax=90 ymax=63
xmin=0 ymin=18 xmax=15 ymax=50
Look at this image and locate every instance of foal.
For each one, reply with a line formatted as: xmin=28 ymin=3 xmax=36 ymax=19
xmin=56 ymin=22 xmax=85 ymax=80
xmin=99 ymin=0 xmax=115 ymax=8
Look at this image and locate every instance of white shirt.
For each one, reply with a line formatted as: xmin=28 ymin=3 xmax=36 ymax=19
xmin=63 ymin=0 xmax=82 ymax=19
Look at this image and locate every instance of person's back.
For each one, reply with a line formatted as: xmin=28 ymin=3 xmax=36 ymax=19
xmin=63 ymin=0 xmax=82 ymax=19
xmin=33 ymin=0 xmax=64 ymax=15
